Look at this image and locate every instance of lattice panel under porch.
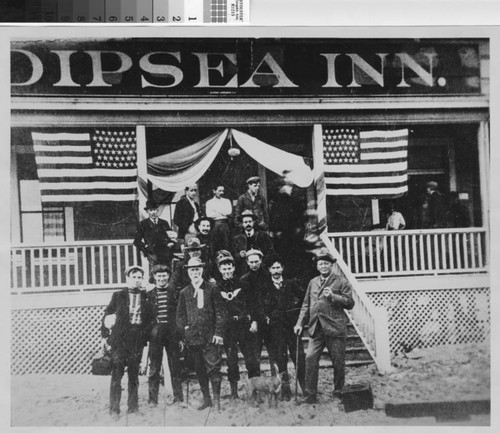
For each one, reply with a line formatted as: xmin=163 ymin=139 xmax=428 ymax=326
xmin=367 ymin=287 xmax=490 ymax=355
xmin=12 ymin=305 xmax=105 ymax=375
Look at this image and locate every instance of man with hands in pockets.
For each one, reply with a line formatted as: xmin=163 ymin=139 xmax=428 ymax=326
xmin=293 ymin=248 xmax=355 ymax=404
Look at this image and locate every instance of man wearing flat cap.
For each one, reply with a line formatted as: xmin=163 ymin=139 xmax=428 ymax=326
xmin=176 ymin=257 xmax=226 ymax=411
xmin=101 ymin=266 xmax=153 ymax=419
xmin=134 ymin=199 xmax=175 ymax=268
xmin=235 ymin=176 xmax=269 ymax=231
xmin=215 ymin=250 xmax=260 ymax=399
xmin=232 ymin=210 xmax=274 ymax=276
xmin=294 ymin=247 xmax=355 ymax=404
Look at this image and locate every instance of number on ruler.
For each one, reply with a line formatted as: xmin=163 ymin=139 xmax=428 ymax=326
xmin=141 ymin=16 xmax=150 ymax=22
xmin=156 ymin=16 xmax=166 ymax=21
xmin=93 ymin=16 xmax=103 ymax=22
xmin=60 ymin=16 xmax=70 ymax=22
xmin=125 ymin=16 xmax=134 ymax=22
xmin=77 ymin=16 xmax=87 ymax=22
xmin=109 ymin=16 xmax=118 ymax=22
xmin=172 ymin=16 xmax=181 ymax=22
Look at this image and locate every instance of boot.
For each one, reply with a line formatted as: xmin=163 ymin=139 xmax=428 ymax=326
xmin=211 ymin=379 xmax=222 ymax=412
xmin=198 ymin=378 xmax=212 ymax=410
xmin=230 ymin=381 xmax=239 ymax=400
xmin=172 ymin=377 xmax=184 ymax=404
xmin=280 ymin=373 xmax=292 ymax=401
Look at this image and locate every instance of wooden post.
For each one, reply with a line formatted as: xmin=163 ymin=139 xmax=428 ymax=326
xmin=136 ymin=125 xmax=148 ymax=220
xmin=477 ymin=121 xmax=489 ymax=267
xmin=312 ymin=124 xmax=327 ymax=235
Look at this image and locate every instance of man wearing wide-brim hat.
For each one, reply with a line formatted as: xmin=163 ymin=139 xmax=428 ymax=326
xmin=294 ymin=247 xmax=355 ymax=404
xmin=232 ymin=210 xmax=274 ymax=277
xmin=169 ymin=237 xmax=215 ymax=294
xmin=235 ymin=176 xmax=270 ymax=231
xmin=134 ymin=199 xmax=175 ymax=267
xmin=176 ymin=257 xmax=226 ymax=411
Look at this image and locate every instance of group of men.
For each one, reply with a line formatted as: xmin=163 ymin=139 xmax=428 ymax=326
xmin=102 ymin=175 xmax=355 ymax=419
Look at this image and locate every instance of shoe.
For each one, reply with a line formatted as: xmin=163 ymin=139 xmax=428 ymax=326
xmin=172 ymin=396 xmax=183 ymax=404
xmin=148 ymin=401 xmax=158 ymax=408
xmin=332 ymin=390 xmax=343 ymax=400
xmin=110 ymin=411 xmax=120 ymax=421
xmin=197 ymin=398 xmax=213 ymax=410
xmin=281 ymin=383 xmax=292 ymax=402
xmin=298 ymin=394 xmax=318 ymax=405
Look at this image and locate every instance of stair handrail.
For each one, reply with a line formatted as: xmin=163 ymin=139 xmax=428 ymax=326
xmin=321 ymin=232 xmax=392 ymax=373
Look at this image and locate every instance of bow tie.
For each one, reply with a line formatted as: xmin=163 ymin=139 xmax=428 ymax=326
xmin=151 ymin=218 xmax=158 ymax=224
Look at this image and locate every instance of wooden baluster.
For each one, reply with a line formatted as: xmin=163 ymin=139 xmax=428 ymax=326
xmin=361 ymin=235 xmax=367 ymax=274
xmin=470 ymin=232 xmax=477 ymax=268
xmin=454 ymin=233 xmax=462 ymax=269
xmin=368 ymin=236 xmax=374 ymax=273
xmin=440 ymin=233 xmax=447 ymax=271
xmin=477 ymin=232 xmax=484 ymax=268
xmin=346 ymin=238 xmax=352 ymax=270
xmin=397 ymin=234 xmax=403 ymax=272
xmin=447 ymin=233 xmax=454 ymax=269
xmin=353 ymin=236 xmax=359 ymax=274
xmin=462 ymin=232 xmax=469 ymax=269
xmin=390 ymin=235 xmax=396 ymax=273
xmin=425 ymin=233 xmax=432 ymax=271
xmin=99 ymin=245 xmax=104 ymax=286
xmin=433 ymin=234 xmax=440 ymax=271
xmin=404 ymin=234 xmax=410 ymax=272
xmin=90 ymin=246 xmax=97 ymax=286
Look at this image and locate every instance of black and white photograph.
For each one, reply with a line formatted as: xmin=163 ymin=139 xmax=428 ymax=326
xmin=5 ymin=22 xmax=498 ymax=428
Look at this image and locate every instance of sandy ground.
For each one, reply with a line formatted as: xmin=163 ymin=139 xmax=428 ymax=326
xmin=11 ymin=342 xmax=490 ymax=427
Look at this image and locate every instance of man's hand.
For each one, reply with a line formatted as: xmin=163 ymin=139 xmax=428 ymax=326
xmin=249 ymin=321 xmax=258 ymax=333
xmin=239 ymin=250 xmax=246 ymax=258
xmin=212 ymin=335 xmax=224 ymax=345
xmin=323 ymin=287 xmax=333 ymax=298
xmin=293 ymin=325 xmax=302 ymax=336
xmin=179 ymin=340 xmax=185 ymax=352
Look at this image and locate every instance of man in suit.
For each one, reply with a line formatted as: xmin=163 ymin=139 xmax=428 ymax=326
xmin=176 ymin=257 xmax=226 ymax=411
xmin=294 ymin=248 xmax=355 ymax=404
xmin=134 ymin=199 xmax=175 ymax=267
xmin=263 ymin=253 xmax=306 ymax=400
xmin=232 ymin=210 xmax=274 ymax=276
xmin=174 ymin=185 xmax=201 ymax=240
xmin=146 ymin=264 xmax=184 ymax=407
xmin=102 ymin=266 xmax=153 ymax=419
xmin=235 ymin=176 xmax=269 ymax=231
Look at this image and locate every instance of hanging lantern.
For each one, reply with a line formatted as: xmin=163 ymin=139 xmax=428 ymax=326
xmin=227 ymin=131 xmax=240 ymax=159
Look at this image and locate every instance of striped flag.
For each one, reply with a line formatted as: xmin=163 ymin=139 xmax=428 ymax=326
xmin=322 ymin=128 xmax=408 ymax=197
xmin=32 ymin=129 xmax=138 ymax=205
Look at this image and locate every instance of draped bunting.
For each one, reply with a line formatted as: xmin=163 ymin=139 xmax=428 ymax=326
xmin=231 ymin=129 xmax=314 ymax=188
xmin=146 ymin=128 xmax=313 ymax=191
xmin=148 ymin=129 xmax=229 ymax=191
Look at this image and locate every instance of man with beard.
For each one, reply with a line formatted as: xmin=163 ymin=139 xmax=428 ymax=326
xmin=176 ymin=257 xmax=226 ymax=411
xmin=146 ymin=264 xmax=184 ymax=407
xmin=232 ymin=210 xmax=274 ymax=277
xmin=263 ymin=253 xmax=306 ymax=400
xmin=169 ymin=237 xmax=215 ymax=296
xmin=294 ymin=248 xmax=355 ymax=404
xmin=102 ymin=266 xmax=152 ymax=420
xmin=215 ymin=250 xmax=260 ymax=399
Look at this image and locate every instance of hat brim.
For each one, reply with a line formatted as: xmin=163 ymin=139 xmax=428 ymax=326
xmin=184 ymin=263 xmax=205 ymax=268
xmin=315 ymin=256 xmax=336 ymax=264
xmin=185 ymin=243 xmax=206 ymax=250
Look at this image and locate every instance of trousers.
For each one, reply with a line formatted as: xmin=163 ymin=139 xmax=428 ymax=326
xmin=224 ymin=321 xmax=260 ymax=381
xmin=304 ymin=324 xmax=346 ymax=397
xmin=148 ymin=323 xmax=183 ymax=404
xmin=109 ymin=328 xmax=143 ymax=414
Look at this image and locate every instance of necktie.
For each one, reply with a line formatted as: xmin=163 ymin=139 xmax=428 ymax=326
xmin=193 ymin=286 xmax=204 ymax=309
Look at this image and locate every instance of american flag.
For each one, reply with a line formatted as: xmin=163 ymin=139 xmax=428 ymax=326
xmin=32 ymin=129 xmax=138 ymax=205
xmin=322 ymin=128 xmax=408 ymax=197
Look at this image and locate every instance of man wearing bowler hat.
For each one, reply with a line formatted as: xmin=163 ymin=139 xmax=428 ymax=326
xmin=235 ymin=176 xmax=269 ymax=231
xmin=232 ymin=210 xmax=274 ymax=276
xmin=176 ymin=257 xmax=226 ymax=411
xmin=134 ymin=199 xmax=175 ymax=267
xmin=294 ymin=248 xmax=355 ymax=404
xmin=102 ymin=265 xmax=153 ymax=419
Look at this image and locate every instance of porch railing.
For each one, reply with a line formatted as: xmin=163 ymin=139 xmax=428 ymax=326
xmin=11 ymin=240 xmax=143 ymax=294
xmin=328 ymin=227 xmax=488 ymax=278
xmin=321 ymin=233 xmax=392 ymax=373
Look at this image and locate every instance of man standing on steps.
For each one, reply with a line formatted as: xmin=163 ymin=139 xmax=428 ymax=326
xmin=215 ymin=250 xmax=261 ymax=400
xmin=294 ymin=248 xmax=355 ymax=404
xmin=176 ymin=257 xmax=226 ymax=411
